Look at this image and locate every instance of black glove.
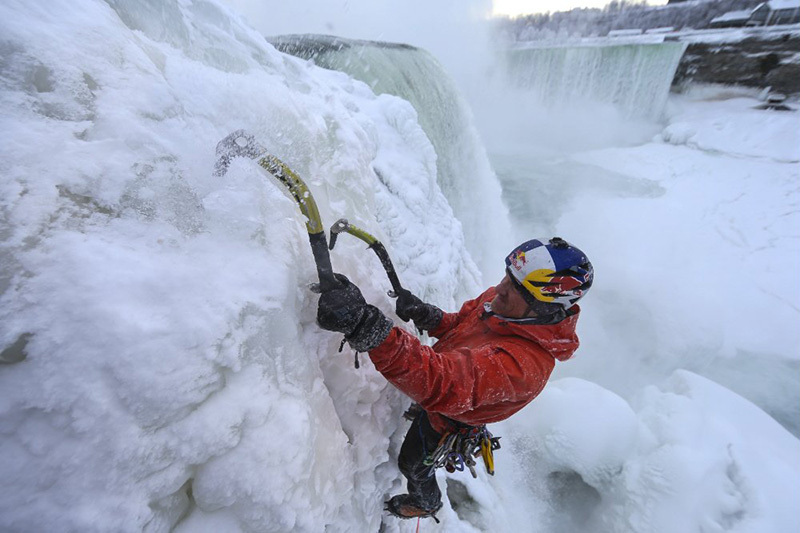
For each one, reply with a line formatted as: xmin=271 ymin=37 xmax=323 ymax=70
xmin=317 ymin=274 xmax=367 ymax=335
xmin=317 ymin=274 xmax=393 ymax=352
xmin=395 ymin=288 xmax=443 ymax=332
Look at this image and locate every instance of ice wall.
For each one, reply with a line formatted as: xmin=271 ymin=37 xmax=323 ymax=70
xmin=505 ymin=41 xmax=687 ymax=121
xmin=0 ymin=0 xmax=481 ymax=531
xmin=271 ymin=34 xmax=514 ymax=282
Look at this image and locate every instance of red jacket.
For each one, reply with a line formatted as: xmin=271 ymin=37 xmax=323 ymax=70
xmin=369 ymin=287 xmax=580 ymax=434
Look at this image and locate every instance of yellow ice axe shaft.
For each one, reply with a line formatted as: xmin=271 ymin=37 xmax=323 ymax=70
xmin=214 ymin=130 xmax=340 ymax=292
xmin=328 ymin=218 xmax=404 ymax=297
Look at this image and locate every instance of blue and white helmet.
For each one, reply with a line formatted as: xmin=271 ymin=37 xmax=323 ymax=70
xmin=504 ymin=237 xmax=593 ymax=310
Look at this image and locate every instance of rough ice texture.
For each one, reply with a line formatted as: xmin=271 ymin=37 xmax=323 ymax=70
xmin=0 ymin=1 xmax=479 ymax=531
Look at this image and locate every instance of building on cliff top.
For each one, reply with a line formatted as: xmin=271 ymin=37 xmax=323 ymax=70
xmin=711 ymin=0 xmax=800 ymax=28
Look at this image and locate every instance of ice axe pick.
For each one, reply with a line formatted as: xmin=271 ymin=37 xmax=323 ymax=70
xmin=214 ymin=130 xmax=341 ymax=292
xmin=328 ymin=218 xmax=404 ymax=298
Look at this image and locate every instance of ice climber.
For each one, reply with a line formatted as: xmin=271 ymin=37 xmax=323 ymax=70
xmin=315 ymin=237 xmax=594 ymax=522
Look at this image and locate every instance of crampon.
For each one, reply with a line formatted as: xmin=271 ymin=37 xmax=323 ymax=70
xmin=384 ymin=494 xmax=442 ymax=523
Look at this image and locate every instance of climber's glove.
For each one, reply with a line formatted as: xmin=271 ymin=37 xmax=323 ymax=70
xmin=395 ymin=288 xmax=443 ymax=332
xmin=317 ymin=274 xmax=393 ymax=352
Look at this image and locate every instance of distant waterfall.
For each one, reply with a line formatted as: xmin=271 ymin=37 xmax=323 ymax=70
xmin=272 ymin=34 xmax=513 ymax=281
xmin=505 ymin=42 xmax=687 ymax=119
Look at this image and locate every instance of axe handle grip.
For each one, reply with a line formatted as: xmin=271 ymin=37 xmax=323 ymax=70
xmin=309 ymin=232 xmax=341 ymax=292
xmin=369 ymin=242 xmax=403 ymax=295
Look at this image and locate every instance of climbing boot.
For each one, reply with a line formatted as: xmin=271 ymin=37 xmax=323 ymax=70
xmin=384 ymin=494 xmax=442 ymax=523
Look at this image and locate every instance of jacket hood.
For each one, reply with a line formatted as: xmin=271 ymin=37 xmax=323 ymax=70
xmin=481 ymin=288 xmax=580 ymax=362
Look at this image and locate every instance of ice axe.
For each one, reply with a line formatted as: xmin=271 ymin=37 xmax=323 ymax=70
xmin=328 ymin=218 xmax=404 ymax=297
xmin=214 ymin=130 xmax=341 ymax=292
xmin=329 ymin=221 xmax=435 ymax=336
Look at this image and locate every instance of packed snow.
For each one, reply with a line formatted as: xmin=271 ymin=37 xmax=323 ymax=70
xmin=1 ymin=1 xmax=798 ymax=533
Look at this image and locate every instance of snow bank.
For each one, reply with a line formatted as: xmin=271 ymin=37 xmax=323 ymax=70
xmin=497 ymin=373 xmax=800 ymax=533
xmin=661 ymin=96 xmax=800 ymax=162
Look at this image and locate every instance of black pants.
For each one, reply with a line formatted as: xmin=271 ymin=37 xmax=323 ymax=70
xmin=398 ymin=410 xmax=443 ymax=510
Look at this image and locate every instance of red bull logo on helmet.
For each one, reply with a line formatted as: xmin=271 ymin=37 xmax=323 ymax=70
xmin=510 ymin=250 xmax=527 ymax=271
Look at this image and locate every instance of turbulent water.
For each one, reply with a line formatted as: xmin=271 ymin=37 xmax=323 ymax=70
xmin=505 ymin=41 xmax=687 ymax=120
xmin=271 ymin=34 xmax=513 ymax=281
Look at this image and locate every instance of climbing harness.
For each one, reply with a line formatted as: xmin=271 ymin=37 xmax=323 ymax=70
xmin=423 ymin=421 xmax=501 ymax=477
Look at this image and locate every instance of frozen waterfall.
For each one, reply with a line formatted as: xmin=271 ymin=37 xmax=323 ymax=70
xmin=505 ymin=41 xmax=687 ymax=120
xmin=271 ymin=34 xmax=514 ymax=281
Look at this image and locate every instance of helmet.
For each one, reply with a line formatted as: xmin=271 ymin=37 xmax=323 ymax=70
xmin=504 ymin=237 xmax=593 ymax=310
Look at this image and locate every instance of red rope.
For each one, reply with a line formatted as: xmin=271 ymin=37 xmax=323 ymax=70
xmin=416 ymin=516 xmax=421 ymax=533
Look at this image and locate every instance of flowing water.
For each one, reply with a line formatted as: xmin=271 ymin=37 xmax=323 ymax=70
xmin=504 ymin=41 xmax=687 ymax=120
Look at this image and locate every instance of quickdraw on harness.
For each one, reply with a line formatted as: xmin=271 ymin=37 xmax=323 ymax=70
xmin=423 ymin=422 xmax=501 ymax=478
